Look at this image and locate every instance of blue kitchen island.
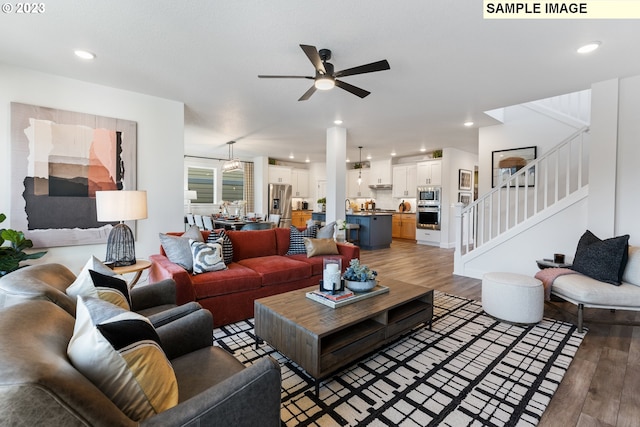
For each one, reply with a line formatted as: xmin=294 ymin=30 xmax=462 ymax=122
xmin=311 ymin=212 xmax=393 ymax=250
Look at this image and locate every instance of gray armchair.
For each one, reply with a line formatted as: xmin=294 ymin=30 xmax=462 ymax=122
xmin=0 ymin=263 xmax=201 ymax=328
xmin=0 ymin=300 xmax=282 ymax=426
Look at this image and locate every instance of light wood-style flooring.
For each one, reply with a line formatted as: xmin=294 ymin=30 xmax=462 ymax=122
xmin=359 ymin=239 xmax=640 ymax=427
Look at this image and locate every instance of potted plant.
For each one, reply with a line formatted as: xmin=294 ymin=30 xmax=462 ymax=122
xmin=343 ymin=258 xmax=377 ymax=292
xmin=317 ymin=197 xmax=326 ymax=212
xmin=0 ymin=213 xmax=47 ymax=276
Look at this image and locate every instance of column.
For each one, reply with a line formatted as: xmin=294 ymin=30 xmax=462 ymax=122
xmin=326 ymin=127 xmax=346 ymax=225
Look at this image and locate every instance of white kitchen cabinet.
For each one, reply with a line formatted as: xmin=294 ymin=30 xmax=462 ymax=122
xmin=369 ymin=159 xmax=392 ymax=186
xmin=346 ymin=168 xmax=371 ymax=198
xmin=416 ymin=229 xmax=440 ymax=246
xmin=268 ymin=165 xmax=292 ymax=184
xmin=291 ymin=169 xmax=309 ymax=197
xmin=392 ymin=164 xmax=417 ymax=198
xmin=416 ymin=160 xmax=441 ymax=186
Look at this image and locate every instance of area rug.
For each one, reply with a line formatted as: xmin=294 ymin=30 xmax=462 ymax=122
xmin=213 ymin=291 xmax=585 ymax=426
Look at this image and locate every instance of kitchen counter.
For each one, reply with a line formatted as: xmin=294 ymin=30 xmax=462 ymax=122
xmin=311 ymin=212 xmax=392 ymax=250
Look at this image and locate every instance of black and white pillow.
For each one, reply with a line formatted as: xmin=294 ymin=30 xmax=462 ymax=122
xmin=286 ymin=225 xmax=318 ymax=255
xmin=572 ymin=230 xmax=630 ymax=285
xmin=206 ymin=229 xmax=233 ymax=264
xmin=190 ymin=239 xmax=227 ymax=274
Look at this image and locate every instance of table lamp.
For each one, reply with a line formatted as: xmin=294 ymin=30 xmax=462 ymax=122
xmin=96 ymin=190 xmax=147 ymax=267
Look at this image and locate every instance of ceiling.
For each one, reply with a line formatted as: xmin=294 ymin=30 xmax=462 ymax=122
xmin=2 ymin=1 xmax=640 ymax=164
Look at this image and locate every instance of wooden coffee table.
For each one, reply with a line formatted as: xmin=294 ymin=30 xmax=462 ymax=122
xmin=254 ymin=279 xmax=433 ymax=394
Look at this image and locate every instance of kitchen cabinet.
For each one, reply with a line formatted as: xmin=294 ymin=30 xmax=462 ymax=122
xmin=369 ymin=159 xmax=392 ymax=187
xmin=292 ymin=210 xmax=312 ymax=228
xmin=416 ymin=229 xmax=440 ymax=246
xmin=268 ymin=165 xmax=291 ymax=184
xmin=392 ymin=164 xmax=417 ymax=198
xmin=416 ymin=160 xmax=441 ymax=186
xmin=346 ymin=168 xmax=370 ymax=198
xmin=392 ymin=213 xmax=416 ymax=240
xmin=291 ymin=169 xmax=309 ymax=197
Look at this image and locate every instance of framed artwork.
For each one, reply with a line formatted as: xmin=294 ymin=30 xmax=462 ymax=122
xmin=10 ymin=102 xmax=137 ymax=248
xmin=491 ymin=146 xmax=537 ymax=188
xmin=458 ymin=192 xmax=472 ymax=207
xmin=458 ymin=169 xmax=472 ymax=191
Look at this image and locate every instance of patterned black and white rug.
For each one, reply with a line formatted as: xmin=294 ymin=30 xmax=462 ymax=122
xmin=213 ymin=292 xmax=585 ymax=426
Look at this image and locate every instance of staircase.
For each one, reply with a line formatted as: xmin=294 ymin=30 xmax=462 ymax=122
xmin=454 ymin=126 xmax=590 ymax=277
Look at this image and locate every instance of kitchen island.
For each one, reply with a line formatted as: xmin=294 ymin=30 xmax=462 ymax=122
xmin=312 ymin=212 xmax=393 ymax=250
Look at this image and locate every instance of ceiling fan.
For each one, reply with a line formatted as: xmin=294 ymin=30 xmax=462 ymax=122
xmin=258 ymin=44 xmax=390 ymax=101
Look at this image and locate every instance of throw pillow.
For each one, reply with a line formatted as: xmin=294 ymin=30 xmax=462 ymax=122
xmin=206 ymin=229 xmax=234 ymax=264
xmin=303 ymin=237 xmax=340 ymax=257
xmin=622 ymin=245 xmax=640 ymax=286
xmin=159 ymin=225 xmax=204 ymax=271
xmin=316 ymin=221 xmax=336 ymax=239
xmin=190 ymin=239 xmax=227 ymax=274
xmin=571 ymin=230 xmax=630 ymax=285
xmin=87 ymin=270 xmax=131 ymax=310
xmin=286 ymin=225 xmax=318 ymax=255
xmin=66 ymin=256 xmax=126 ymax=300
xmin=67 ymin=296 xmax=178 ymax=421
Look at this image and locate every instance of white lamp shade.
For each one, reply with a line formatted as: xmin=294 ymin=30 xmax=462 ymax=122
xmin=185 ymin=190 xmax=198 ymax=200
xmin=96 ymin=190 xmax=148 ymax=222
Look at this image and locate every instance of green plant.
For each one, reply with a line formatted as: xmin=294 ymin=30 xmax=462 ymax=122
xmin=0 ymin=213 xmax=47 ymax=276
xmin=343 ymin=259 xmax=377 ymax=282
xmin=317 ymin=197 xmax=326 ymax=204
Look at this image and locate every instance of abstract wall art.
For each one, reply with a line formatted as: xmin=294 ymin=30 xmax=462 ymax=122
xmin=10 ymin=103 xmax=137 ymax=248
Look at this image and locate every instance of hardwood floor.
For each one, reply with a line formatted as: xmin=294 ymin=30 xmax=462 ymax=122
xmin=359 ymin=239 xmax=640 ymax=427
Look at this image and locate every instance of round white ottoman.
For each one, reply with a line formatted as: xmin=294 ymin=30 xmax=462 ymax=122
xmin=482 ymin=272 xmax=544 ymax=324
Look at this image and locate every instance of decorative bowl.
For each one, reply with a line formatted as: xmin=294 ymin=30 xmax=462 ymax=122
xmin=345 ymin=279 xmax=377 ymax=293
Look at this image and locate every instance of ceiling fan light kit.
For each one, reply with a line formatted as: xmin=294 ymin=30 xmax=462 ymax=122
xmin=259 ymin=44 xmax=390 ymax=101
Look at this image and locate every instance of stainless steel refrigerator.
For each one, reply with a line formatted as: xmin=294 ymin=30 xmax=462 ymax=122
xmin=267 ymin=183 xmax=292 ymax=228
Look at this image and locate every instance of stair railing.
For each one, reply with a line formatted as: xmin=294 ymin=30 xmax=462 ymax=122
xmin=456 ymin=126 xmax=590 ymax=257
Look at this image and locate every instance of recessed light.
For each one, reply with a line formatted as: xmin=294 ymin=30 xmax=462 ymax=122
xmin=366 ymin=154 xmax=372 ymax=160
xmin=464 ymin=121 xmax=474 ymax=127
xmin=305 ymin=158 xmax=310 ymax=163
xmin=74 ymin=49 xmax=96 ymax=60
xmin=391 ymin=151 xmax=396 ymax=156
xmin=577 ymin=41 xmax=601 ymax=54
xmin=289 ymin=154 xmax=294 ymax=159
xmin=334 ymin=119 xmax=343 ymax=125
xmin=420 ymin=148 xmax=427 ymax=152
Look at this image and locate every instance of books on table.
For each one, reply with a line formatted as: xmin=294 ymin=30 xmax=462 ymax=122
xmin=306 ymin=284 xmax=390 ymax=308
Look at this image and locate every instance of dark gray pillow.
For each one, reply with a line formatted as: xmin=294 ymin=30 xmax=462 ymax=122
xmin=159 ymin=225 xmax=204 ymax=271
xmin=317 ymin=221 xmax=335 ymax=239
xmin=571 ymin=230 xmax=630 ymax=285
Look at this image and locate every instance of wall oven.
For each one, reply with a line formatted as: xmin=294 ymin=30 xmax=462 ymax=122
xmin=416 ymin=206 xmax=440 ymax=230
xmin=417 ymin=186 xmax=440 ymax=206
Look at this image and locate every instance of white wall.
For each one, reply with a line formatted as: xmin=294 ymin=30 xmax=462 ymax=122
xmin=614 ymin=76 xmax=640 ymax=244
xmin=0 ymin=65 xmax=184 ymax=273
xmin=441 ymin=147 xmax=478 ymax=248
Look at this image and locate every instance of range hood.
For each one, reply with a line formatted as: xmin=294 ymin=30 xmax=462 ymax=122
xmin=368 ymin=184 xmax=393 ymax=189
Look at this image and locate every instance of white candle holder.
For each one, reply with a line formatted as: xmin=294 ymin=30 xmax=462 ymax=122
xmin=321 ymin=257 xmax=343 ymax=294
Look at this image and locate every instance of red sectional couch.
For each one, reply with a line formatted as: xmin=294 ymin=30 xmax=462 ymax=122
xmin=149 ymin=227 xmax=360 ymax=326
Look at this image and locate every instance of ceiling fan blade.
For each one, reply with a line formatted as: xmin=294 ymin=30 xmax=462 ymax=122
xmin=335 ymin=80 xmax=370 ymax=98
xmin=298 ymin=85 xmax=317 ymax=101
xmin=335 ymin=60 xmax=390 ymax=78
xmin=300 ymin=44 xmax=326 ymax=74
xmin=258 ymin=75 xmax=314 ymax=79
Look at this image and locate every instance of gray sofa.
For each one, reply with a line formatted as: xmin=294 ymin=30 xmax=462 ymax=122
xmin=550 ymin=245 xmax=640 ymax=332
xmin=0 ymin=263 xmax=201 ymax=328
xmin=0 ymin=299 xmax=282 ymax=426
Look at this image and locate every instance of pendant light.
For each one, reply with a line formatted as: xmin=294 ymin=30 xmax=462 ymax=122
xmin=357 ymin=146 xmax=363 ymax=185
xmin=222 ymin=141 xmax=243 ymax=172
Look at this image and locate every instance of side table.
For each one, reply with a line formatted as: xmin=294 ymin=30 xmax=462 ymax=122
xmin=112 ymin=259 xmax=152 ymax=289
xmin=536 ymin=259 xmax=572 ymax=269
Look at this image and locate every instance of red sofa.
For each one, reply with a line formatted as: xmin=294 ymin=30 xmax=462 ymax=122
xmin=149 ymin=227 xmax=360 ymax=326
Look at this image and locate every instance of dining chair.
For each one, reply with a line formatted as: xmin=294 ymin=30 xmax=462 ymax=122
xmin=202 ymin=215 xmax=214 ymax=231
xmin=268 ymin=214 xmax=281 ymax=228
xmin=194 ymin=214 xmax=205 ymax=229
xmin=185 ymin=214 xmax=195 ymax=226
xmin=241 ymin=222 xmax=273 ymax=231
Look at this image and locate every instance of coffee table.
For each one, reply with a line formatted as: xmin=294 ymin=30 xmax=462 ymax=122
xmin=254 ymin=279 xmax=433 ymax=395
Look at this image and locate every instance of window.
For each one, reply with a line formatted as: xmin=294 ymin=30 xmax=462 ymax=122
xmin=187 ymin=167 xmax=215 ymax=203
xmin=222 ymin=169 xmax=244 ymax=202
